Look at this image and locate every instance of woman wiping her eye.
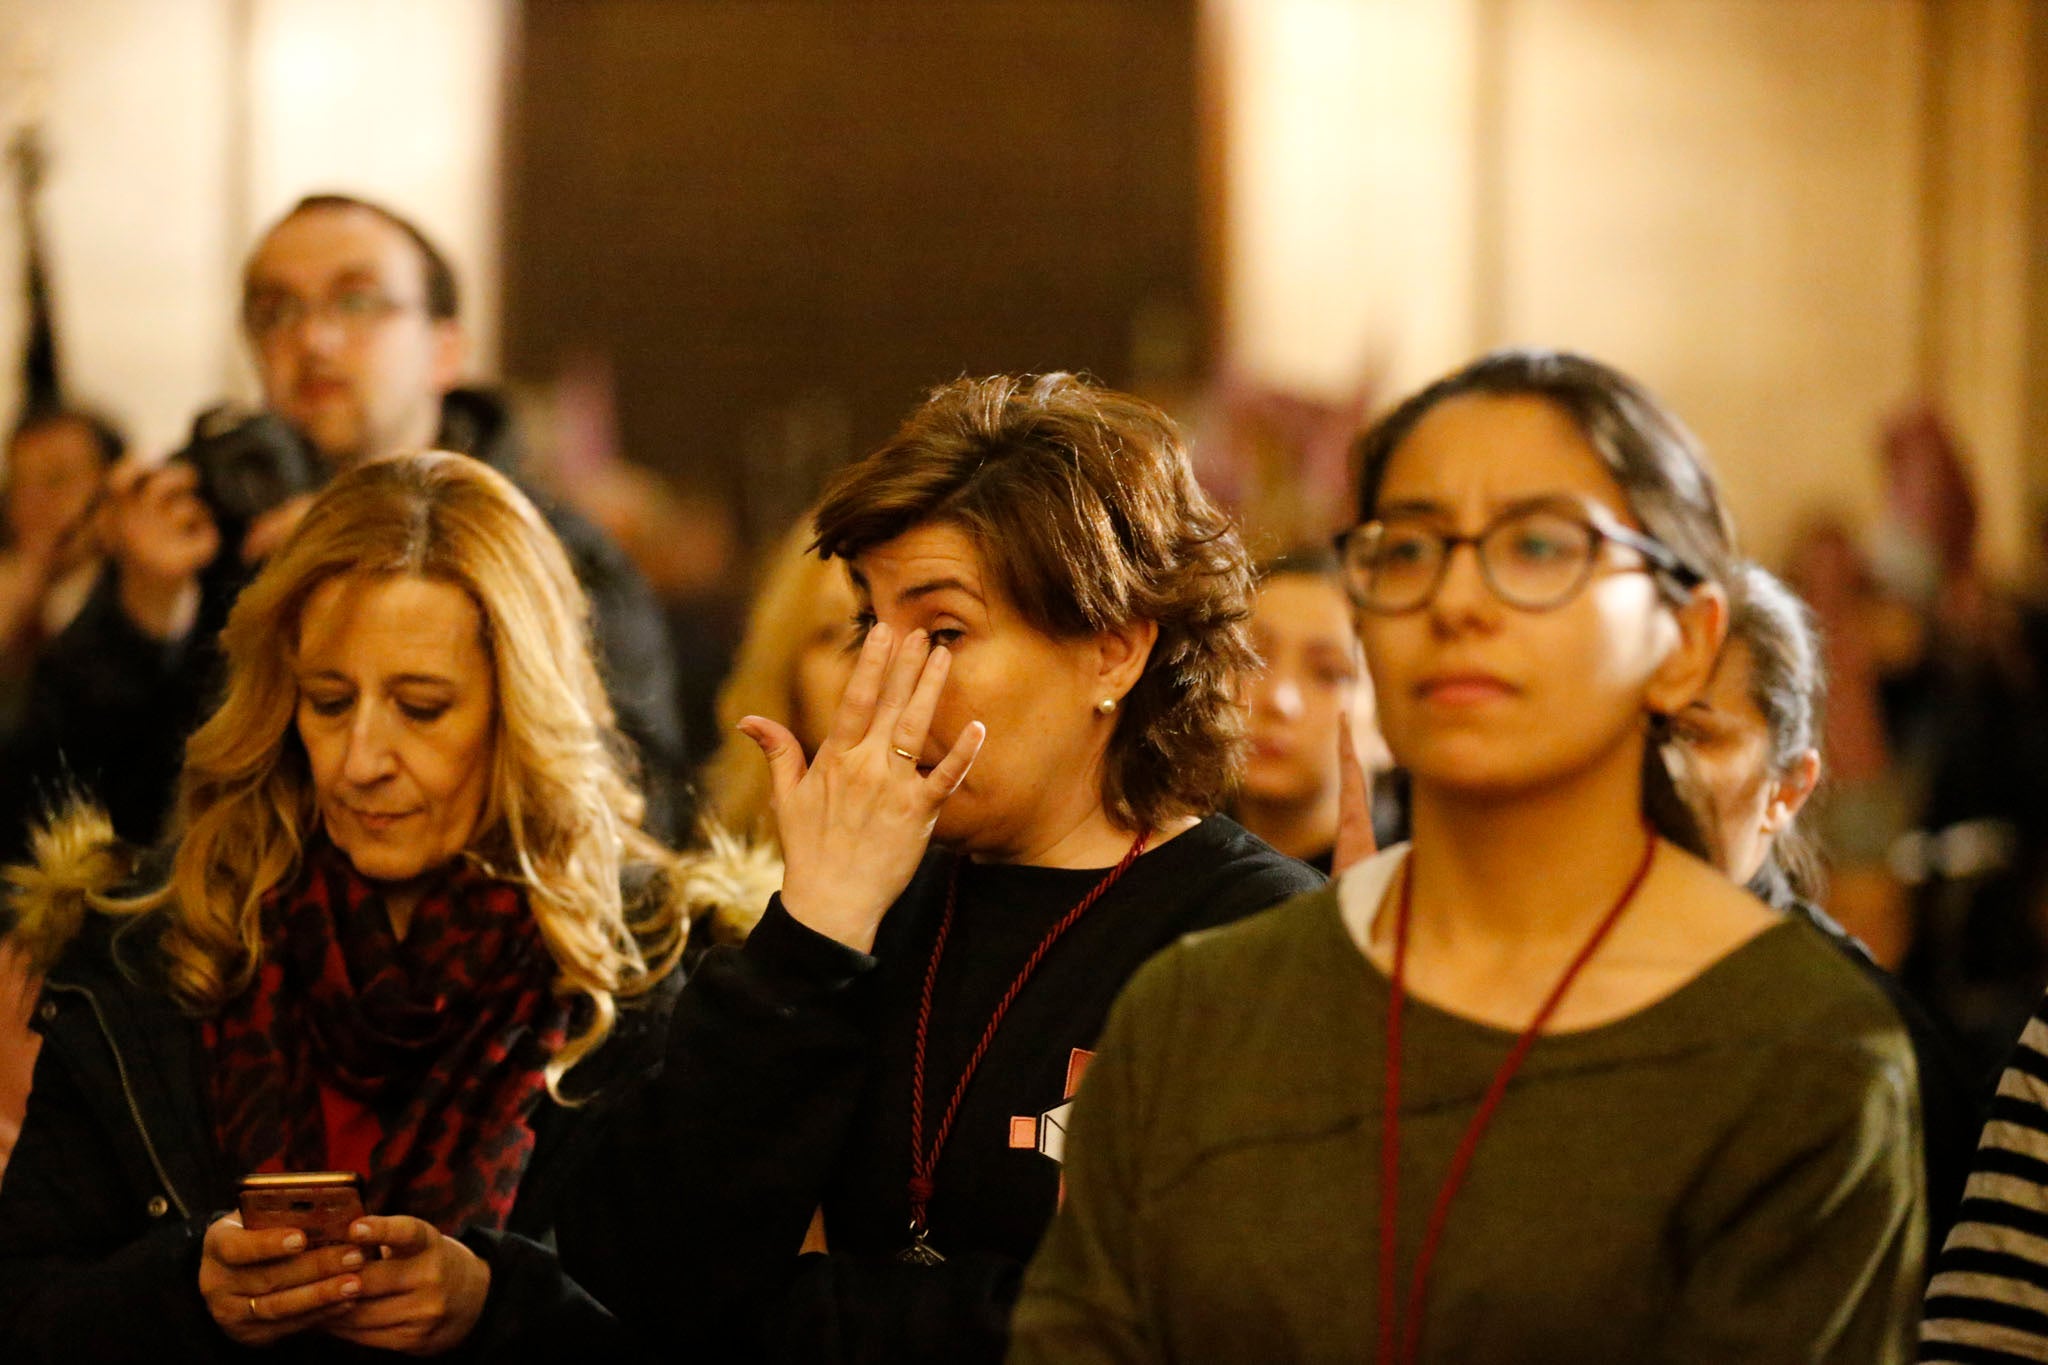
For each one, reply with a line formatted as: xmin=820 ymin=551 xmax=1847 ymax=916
xmin=559 ymin=372 xmax=1320 ymax=1364
xmin=1012 ymin=349 xmax=1924 ymax=1363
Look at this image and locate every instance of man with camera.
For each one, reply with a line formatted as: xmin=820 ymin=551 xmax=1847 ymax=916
xmin=2 ymin=194 xmax=685 ymax=854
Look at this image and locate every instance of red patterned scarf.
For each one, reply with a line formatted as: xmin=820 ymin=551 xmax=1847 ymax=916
xmin=203 ymin=840 xmax=568 ymax=1233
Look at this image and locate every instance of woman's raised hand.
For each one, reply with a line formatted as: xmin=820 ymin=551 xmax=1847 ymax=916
xmin=1331 ymin=710 xmax=1380 ymax=876
xmin=198 ymin=1214 xmax=364 ymax=1346
xmin=741 ymin=622 xmax=985 ymax=952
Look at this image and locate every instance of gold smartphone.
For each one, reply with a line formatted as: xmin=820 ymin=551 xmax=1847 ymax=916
xmin=237 ymin=1171 xmax=364 ymax=1248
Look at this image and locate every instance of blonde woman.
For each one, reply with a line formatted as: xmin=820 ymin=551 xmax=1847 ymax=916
xmin=0 ymin=451 xmax=684 ymax=1361
xmin=700 ymin=516 xmax=862 ymax=847
xmin=686 ymin=516 xmax=860 ymax=946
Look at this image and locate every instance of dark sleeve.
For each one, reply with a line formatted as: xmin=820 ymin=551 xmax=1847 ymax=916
xmin=0 ymin=570 xmax=210 ymax=857
xmin=555 ymin=895 xmax=882 ymax=1355
xmin=540 ymin=500 xmax=687 ymax=840
xmin=0 ymin=1026 xmax=232 ymax=1364
xmin=1658 ymin=1031 xmax=1924 ymax=1364
xmin=756 ymin=1251 xmax=1023 ymax=1365
xmin=451 ymin=1227 xmax=652 ymax=1363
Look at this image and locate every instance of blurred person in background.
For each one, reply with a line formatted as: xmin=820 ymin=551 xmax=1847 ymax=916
xmin=1796 ymin=407 xmax=2048 ymax=1094
xmin=1784 ymin=513 xmax=1916 ymax=967
xmin=698 ymin=514 xmax=862 ymax=845
xmin=0 ymin=408 xmax=121 ymax=1184
xmin=562 ymin=373 xmax=1321 ymax=1365
xmin=0 ymin=452 xmax=684 ymax=1361
xmin=0 ymin=194 xmax=683 ymax=859
xmin=515 ymin=359 xmax=745 ymax=777
xmin=689 ymin=516 xmax=860 ymax=945
xmin=1230 ymin=546 xmax=1397 ymax=873
xmin=1675 ymin=560 xmax=1975 ymax=1261
xmin=1012 ymin=350 xmax=1921 ymax=1362
xmin=0 ymin=408 xmax=118 ymax=733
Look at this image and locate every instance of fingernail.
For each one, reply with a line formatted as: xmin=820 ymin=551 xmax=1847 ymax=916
xmin=341 ymin=1278 xmax=361 ymax=1297
xmin=342 ymin=1249 xmax=364 ymax=1268
xmin=282 ymin=1232 xmax=306 ymax=1251
xmin=351 ymin=1221 xmax=371 ymax=1239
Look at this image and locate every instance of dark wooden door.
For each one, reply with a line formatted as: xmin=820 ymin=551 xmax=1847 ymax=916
xmin=503 ymin=0 xmax=1205 ymax=543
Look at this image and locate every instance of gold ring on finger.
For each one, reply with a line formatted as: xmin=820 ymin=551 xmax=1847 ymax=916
xmin=892 ymin=746 xmax=919 ymax=763
xmin=249 ymin=1295 xmax=263 ymax=1322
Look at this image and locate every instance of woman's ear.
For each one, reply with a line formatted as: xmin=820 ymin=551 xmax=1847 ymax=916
xmin=1763 ymin=748 xmax=1822 ymax=834
xmin=1094 ymin=617 xmax=1161 ymax=704
xmin=1645 ymin=583 xmax=1729 ymax=718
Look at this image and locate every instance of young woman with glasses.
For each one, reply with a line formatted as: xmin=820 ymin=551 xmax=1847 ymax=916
xmin=1012 ymin=349 xmax=1925 ymax=1363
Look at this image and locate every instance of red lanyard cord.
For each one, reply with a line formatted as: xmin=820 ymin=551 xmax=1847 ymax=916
xmin=1378 ymin=832 xmax=1657 ymax=1364
xmin=906 ymin=829 xmax=1150 ymax=1245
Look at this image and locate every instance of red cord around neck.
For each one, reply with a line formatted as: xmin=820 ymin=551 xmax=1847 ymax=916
xmin=1377 ymin=832 xmax=1658 ymax=1363
xmin=905 ymin=829 xmax=1150 ymax=1251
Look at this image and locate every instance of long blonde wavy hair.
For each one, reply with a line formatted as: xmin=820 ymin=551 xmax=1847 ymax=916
xmin=10 ymin=451 xmax=684 ymax=1095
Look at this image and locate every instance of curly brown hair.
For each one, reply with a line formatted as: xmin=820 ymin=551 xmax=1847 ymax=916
xmin=812 ymin=373 xmax=1255 ymax=832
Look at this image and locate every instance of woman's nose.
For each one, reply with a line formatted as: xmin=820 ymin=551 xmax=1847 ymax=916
xmin=1428 ymin=540 xmax=1497 ymax=628
xmin=340 ymin=708 xmax=398 ymax=785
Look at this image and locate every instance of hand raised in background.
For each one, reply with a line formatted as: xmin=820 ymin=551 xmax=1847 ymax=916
xmin=100 ymin=458 xmax=219 ymax=641
xmin=1331 ymin=710 xmax=1379 ymax=877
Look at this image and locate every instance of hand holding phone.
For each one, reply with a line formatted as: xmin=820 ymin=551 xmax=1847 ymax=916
xmin=201 ymin=1177 xmax=369 ymax=1347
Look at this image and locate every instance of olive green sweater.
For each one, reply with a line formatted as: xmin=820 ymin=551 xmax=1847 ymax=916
xmin=1010 ymin=876 xmax=1925 ymax=1364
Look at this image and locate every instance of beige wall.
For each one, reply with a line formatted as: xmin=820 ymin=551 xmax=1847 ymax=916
xmin=1213 ymin=0 xmax=1481 ymax=402
xmin=1213 ymin=0 xmax=2040 ymax=575
xmin=0 ymin=0 xmax=505 ymax=460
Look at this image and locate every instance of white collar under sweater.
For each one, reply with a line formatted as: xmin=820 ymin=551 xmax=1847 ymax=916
xmin=1334 ymin=842 xmax=1410 ymax=956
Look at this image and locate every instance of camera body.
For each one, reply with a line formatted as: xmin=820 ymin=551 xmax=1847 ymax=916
xmin=174 ymin=405 xmax=326 ymax=537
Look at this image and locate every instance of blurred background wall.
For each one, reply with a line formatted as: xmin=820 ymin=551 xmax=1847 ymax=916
xmin=2 ymin=0 xmax=2046 ymax=573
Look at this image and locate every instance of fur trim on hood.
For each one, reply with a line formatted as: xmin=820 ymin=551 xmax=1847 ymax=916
xmin=4 ymin=804 xmax=135 ymax=978
xmin=677 ymin=824 xmax=784 ymax=946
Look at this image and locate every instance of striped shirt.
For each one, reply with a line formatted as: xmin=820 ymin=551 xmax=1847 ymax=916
xmin=1923 ymin=997 xmax=2048 ymax=1361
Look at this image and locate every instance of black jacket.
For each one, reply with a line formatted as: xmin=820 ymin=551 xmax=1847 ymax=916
xmin=0 ymin=388 xmax=686 ymax=856
xmin=560 ymin=816 xmax=1323 ymax=1365
xmin=0 ymin=909 xmax=678 ymax=1364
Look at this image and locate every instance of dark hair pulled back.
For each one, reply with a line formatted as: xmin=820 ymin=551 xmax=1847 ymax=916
xmin=1724 ymin=562 xmax=1827 ymax=902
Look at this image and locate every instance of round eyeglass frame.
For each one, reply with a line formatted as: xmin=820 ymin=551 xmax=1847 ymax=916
xmin=242 ymin=288 xmax=421 ymax=341
xmin=1332 ymin=501 xmax=1701 ymax=615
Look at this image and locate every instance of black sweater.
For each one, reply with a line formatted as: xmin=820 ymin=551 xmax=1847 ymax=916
xmin=561 ymin=815 xmax=1322 ymax=1364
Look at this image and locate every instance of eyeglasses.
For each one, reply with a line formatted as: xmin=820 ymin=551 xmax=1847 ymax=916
xmin=1333 ymin=499 xmax=1700 ymax=614
xmin=242 ymin=287 xmax=419 ymax=340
